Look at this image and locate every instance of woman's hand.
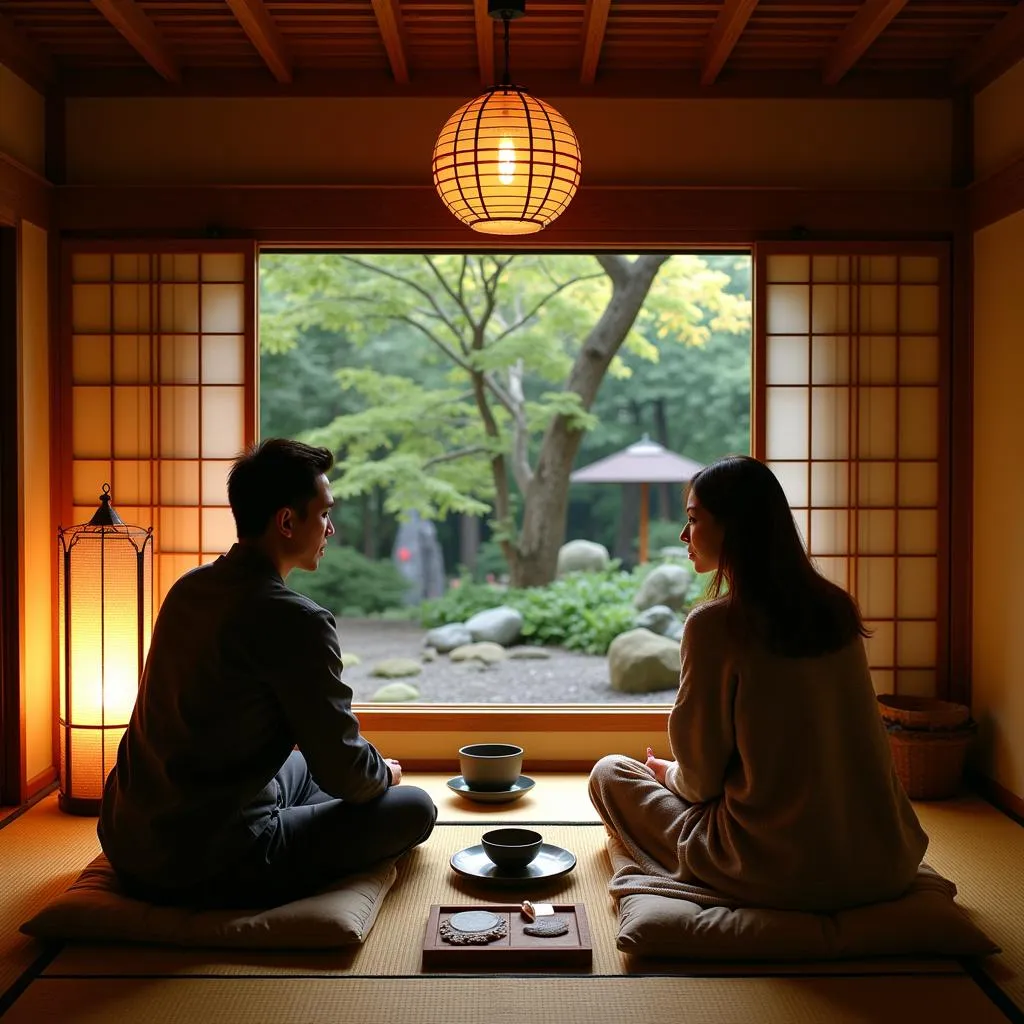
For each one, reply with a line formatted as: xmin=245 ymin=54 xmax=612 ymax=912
xmin=645 ymin=746 xmax=672 ymax=785
xmin=385 ymin=757 xmax=403 ymax=786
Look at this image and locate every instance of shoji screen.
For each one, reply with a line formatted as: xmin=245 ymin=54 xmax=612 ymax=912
xmin=756 ymin=246 xmax=948 ymax=698
xmin=65 ymin=246 xmax=256 ymax=606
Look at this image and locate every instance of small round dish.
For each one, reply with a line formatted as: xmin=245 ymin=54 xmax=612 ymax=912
xmin=450 ymin=842 xmax=577 ymax=884
xmin=446 ymin=775 xmax=535 ymax=804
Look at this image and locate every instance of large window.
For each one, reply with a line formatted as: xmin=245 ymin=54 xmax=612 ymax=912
xmin=259 ymin=251 xmax=752 ymax=708
xmin=59 ymin=242 xmax=951 ymax=765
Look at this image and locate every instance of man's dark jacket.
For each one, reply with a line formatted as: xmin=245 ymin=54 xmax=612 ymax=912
xmin=98 ymin=544 xmax=390 ymax=890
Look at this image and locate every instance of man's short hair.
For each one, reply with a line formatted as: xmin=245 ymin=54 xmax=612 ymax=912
xmin=227 ymin=439 xmax=334 ymax=540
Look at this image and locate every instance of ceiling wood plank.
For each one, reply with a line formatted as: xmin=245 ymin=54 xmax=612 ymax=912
xmin=956 ymin=0 xmax=1024 ymax=92
xmin=370 ymin=0 xmax=409 ymax=85
xmin=0 ymin=13 xmax=53 ymax=92
xmin=474 ymin=0 xmax=494 ymax=87
xmin=700 ymin=0 xmax=758 ymax=87
xmin=225 ymin=0 xmax=292 ymax=84
xmin=91 ymin=0 xmax=179 ymax=84
xmin=580 ymin=0 xmax=612 ymax=85
xmin=822 ymin=0 xmax=909 ymax=87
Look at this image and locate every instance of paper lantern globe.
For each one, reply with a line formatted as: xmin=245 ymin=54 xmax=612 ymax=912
xmin=432 ymin=85 xmax=582 ymax=235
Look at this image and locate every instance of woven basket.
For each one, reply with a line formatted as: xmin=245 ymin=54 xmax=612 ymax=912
xmin=887 ymin=723 xmax=975 ymax=800
xmin=877 ymin=694 xmax=969 ymax=732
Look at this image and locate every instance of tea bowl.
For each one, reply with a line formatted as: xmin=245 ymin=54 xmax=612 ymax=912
xmin=458 ymin=742 xmax=524 ymax=791
xmin=481 ymin=827 xmax=544 ymax=870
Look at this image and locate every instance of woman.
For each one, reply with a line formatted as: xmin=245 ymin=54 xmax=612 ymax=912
xmin=589 ymin=455 xmax=927 ymax=912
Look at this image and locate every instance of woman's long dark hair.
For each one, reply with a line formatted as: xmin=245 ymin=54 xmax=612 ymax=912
xmin=690 ymin=455 xmax=868 ymax=657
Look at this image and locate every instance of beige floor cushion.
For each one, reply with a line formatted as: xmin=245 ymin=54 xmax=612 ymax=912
xmin=21 ymin=854 xmax=397 ymax=950
xmin=616 ymin=864 xmax=998 ymax=961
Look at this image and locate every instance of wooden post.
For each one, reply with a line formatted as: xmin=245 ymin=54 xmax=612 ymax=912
xmin=638 ymin=481 xmax=649 ymax=563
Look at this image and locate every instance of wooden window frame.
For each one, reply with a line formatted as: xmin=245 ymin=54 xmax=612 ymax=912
xmin=53 ymin=237 xmax=960 ymax=770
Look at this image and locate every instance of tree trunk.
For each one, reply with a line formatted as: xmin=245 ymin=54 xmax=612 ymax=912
xmin=459 ymin=514 xmax=480 ymax=573
xmin=614 ymin=484 xmax=639 ymax=564
xmin=653 ymin=398 xmax=673 ymax=520
xmin=510 ymin=254 xmax=670 ymax=587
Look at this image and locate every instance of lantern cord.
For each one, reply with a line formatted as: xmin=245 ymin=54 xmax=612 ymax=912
xmin=501 ymin=13 xmax=511 ymax=87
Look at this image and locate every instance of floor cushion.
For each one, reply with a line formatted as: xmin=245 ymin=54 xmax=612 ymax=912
xmin=615 ymin=862 xmax=998 ymax=961
xmin=21 ymin=853 xmax=398 ymax=950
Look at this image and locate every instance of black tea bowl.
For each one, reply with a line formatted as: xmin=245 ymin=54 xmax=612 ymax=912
xmin=458 ymin=742 xmax=524 ymax=791
xmin=480 ymin=827 xmax=544 ymax=871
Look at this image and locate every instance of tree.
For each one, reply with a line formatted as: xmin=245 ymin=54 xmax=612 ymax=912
xmin=260 ymin=253 xmax=748 ymax=586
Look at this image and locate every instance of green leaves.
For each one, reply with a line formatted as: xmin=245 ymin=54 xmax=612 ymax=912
xmin=420 ymin=566 xmax=693 ymax=656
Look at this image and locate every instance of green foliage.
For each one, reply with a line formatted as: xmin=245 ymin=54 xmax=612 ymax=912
xmin=259 ymin=251 xmax=753 ymax=580
xmin=289 ymin=545 xmax=410 ymax=616
xmin=470 ymin=539 xmax=511 ymax=583
xmin=419 ymin=566 xmax=694 ymax=655
xmin=642 ymin=520 xmax=689 ymax=557
xmin=419 ymin=578 xmax=505 ymax=629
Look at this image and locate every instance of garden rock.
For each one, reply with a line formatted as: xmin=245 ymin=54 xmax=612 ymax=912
xmin=556 ymin=539 xmax=610 ymax=576
xmin=634 ymin=564 xmax=692 ymax=611
xmin=508 ymin=647 xmax=551 ymax=659
xmin=465 ymin=606 xmax=523 ymax=646
xmin=340 ymin=651 xmax=362 ymax=667
xmin=608 ymin=628 xmax=680 ymax=693
xmin=369 ymin=682 xmax=420 ymax=702
xmin=633 ymin=604 xmax=677 ymax=636
xmin=665 ymin=617 xmax=686 ymax=642
xmin=449 ymin=642 xmax=508 ymax=664
xmin=422 ymin=646 xmax=437 ymax=662
xmin=370 ymin=658 xmax=422 ymax=679
xmin=425 ymin=623 xmax=473 ymax=653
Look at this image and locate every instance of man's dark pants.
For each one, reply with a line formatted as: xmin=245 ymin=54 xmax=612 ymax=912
xmin=130 ymin=750 xmax=437 ymax=908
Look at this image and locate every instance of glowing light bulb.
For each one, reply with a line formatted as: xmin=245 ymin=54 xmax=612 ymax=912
xmin=498 ymin=138 xmax=516 ymax=185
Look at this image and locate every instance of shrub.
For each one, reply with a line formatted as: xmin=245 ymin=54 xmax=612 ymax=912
xmin=419 ymin=565 xmax=693 ymax=655
xmin=289 ymin=545 xmax=410 ymax=615
xmin=420 ymin=577 xmax=506 ymax=628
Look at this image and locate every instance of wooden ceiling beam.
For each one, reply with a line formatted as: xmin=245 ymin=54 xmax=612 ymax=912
xmin=474 ymin=0 xmax=494 ymax=87
xmin=55 ymin=66 xmax=956 ymax=102
xmin=956 ymin=0 xmax=1024 ymax=92
xmin=91 ymin=0 xmax=179 ymax=84
xmin=700 ymin=0 xmax=758 ymax=87
xmin=822 ymin=0 xmax=908 ymax=87
xmin=225 ymin=0 xmax=292 ymax=85
xmin=370 ymin=0 xmax=409 ymax=85
xmin=580 ymin=0 xmax=611 ymax=86
xmin=0 ymin=13 xmax=53 ymax=93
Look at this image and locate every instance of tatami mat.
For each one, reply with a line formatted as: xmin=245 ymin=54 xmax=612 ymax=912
xmin=2 ymin=975 xmax=1008 ymax=1024
xmin=45 ymin=822 xmax=960 ymax=980
xmin=0 ymin=795 xmax=99 ymax=996
xmin=3 ymin=779 xmax=1022 ymax=1021
xmin=916 ymin=796 xmax=1024 ymax=1013
xmin=414 ymin=773 xmax=601 ymax=824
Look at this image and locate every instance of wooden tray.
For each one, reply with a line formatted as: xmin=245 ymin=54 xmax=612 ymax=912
xmin=422 ymin=903 xmax=592 ymax=971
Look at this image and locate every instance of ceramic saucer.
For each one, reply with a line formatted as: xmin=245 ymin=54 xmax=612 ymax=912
xmin=446 ymin=775 xmax=535 ymax=804
xmin=450 ymin=842 xmax=576 ymax=884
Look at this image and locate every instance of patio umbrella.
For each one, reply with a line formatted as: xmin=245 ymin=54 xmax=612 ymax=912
xmin=570 ymin=435 xmax=702 ymax=563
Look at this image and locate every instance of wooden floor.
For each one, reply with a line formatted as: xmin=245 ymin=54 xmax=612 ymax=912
xmin=1 ymin=776 xmax=1022 ymax=1024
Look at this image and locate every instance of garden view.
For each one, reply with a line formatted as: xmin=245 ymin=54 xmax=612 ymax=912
xmin=259 ymin=252 xmax=751 ymax=704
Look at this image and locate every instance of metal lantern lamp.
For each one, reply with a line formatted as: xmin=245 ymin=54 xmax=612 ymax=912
xmin=57 ymin=485 xmax=153 ymax=814
xmin=432 ymin=0 xmax=582 ymax=235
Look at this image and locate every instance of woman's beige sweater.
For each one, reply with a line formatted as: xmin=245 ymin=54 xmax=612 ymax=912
xmin=663 ymin=599 xmax=928 ymax=912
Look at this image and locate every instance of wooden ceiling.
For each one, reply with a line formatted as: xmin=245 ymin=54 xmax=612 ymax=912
xmin=0 ymin=1 xmax=1022 ymax=98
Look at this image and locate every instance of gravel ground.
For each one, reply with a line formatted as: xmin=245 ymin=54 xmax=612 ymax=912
xmin=335 ymin=617 xmax=677 ymax=705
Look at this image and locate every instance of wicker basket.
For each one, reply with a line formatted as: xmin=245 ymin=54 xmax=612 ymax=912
xmin=887 ymin=723 xmax=976 ymax=800
xmin=877 ymin=694 xmax=969 ymax=732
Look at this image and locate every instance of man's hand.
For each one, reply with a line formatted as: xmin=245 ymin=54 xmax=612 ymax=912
xmin=385 ymin=757 xmax=402 ymax=786
xmin=645 ymin=746 xmax=672 ymax=786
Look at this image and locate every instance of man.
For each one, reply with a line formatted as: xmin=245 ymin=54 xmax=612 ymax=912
xmin=99 ymin=438 xmax=436 ymax=907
